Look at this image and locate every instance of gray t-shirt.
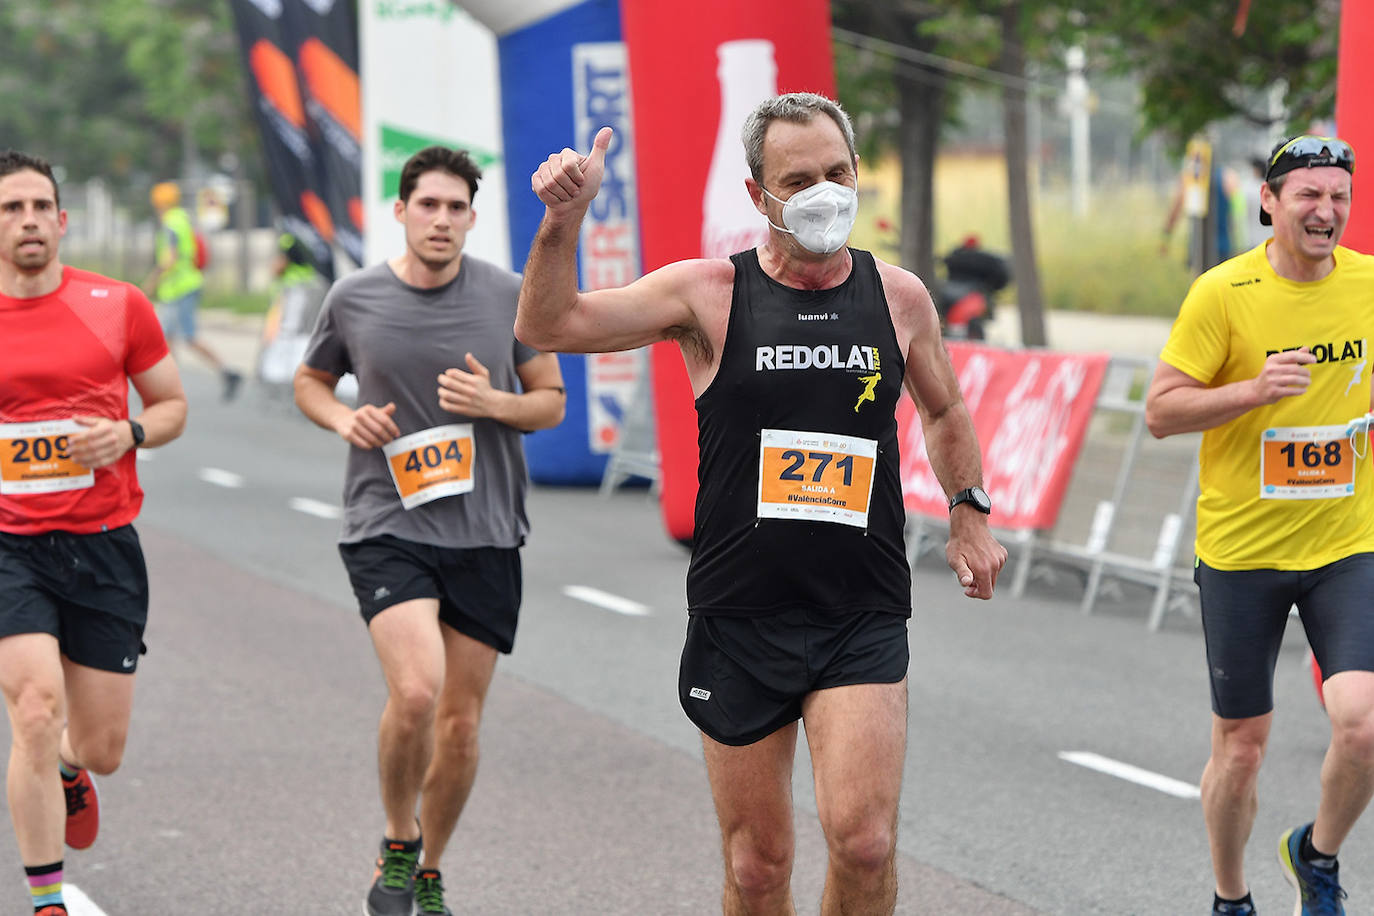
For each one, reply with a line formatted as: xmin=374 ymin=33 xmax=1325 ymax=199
xmin=303 ymin=257 xmax=539 ymax=548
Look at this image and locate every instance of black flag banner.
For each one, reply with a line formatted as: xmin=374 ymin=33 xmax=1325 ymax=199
xmin=227 ymin=0 xmax=364 ymax=279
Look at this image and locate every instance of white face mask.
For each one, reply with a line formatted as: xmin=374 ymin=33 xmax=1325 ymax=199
xmin=761 ymin=181 xmax=858 ymax=255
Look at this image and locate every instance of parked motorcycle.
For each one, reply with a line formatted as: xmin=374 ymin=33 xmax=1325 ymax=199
xmin=934 ymin=236 xmax=1010 ymax=341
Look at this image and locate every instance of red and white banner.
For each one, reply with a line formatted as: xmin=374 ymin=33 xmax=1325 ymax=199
xmin=898 ymin=343 xmax=1110 ymax=530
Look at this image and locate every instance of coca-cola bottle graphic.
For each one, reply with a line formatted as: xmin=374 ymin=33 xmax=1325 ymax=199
xmin=700 ymin=39 xmax=777 ymax=258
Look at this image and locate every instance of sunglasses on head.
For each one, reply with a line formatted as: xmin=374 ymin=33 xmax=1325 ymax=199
xmin=1266 ymin=136 xmax=1355 ymax=181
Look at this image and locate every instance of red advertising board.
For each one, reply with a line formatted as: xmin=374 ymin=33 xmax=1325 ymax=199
xmin=620 ymin=0 xmax=835 ymax=543
xmin=898 ymin=343 xmax=1110 ymax=530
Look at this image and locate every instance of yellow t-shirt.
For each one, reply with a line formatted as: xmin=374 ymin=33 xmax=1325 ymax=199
xmin=1160 ymin=242 xmax=1374 ymax=570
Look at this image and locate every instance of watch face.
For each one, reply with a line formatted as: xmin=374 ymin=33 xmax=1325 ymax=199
xmin=971 ymin=487 xmax=991 ymax=510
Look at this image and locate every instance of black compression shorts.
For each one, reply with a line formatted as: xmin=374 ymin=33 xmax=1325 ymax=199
xmin=1195 ymin=552 xmax=1374 ymax=719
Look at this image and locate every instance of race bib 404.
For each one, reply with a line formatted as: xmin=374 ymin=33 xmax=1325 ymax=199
xmin=1260 ymin=424 xmax=1355 ymax=500
xmin=0 ymin=420 xmax=93 ymax=495
xmin=757 ymin=429 xmax=877 ymax=528
xmin=383 ymin=424 xmax=475 ymax=510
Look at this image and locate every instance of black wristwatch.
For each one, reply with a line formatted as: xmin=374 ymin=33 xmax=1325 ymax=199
xmin=948 ymin=486 xmax=992 ymax=515
xmin=127 ymin=418 xmax=146 ymax=449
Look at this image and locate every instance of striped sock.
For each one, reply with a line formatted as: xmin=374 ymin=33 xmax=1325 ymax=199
xmin=25 ymin=860 xmax=63 ymax=911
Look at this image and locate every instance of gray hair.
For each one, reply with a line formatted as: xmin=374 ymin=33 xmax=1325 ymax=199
xmin=741 ymin=92 xmax=857 ymax=183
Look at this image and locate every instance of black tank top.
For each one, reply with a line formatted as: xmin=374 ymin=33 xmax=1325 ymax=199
xmin=686 ymin=248 xmax=912 ymax=616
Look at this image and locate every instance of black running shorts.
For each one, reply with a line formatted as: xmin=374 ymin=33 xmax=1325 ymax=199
xmin=338 ymin=535 xmax=522 ymax=654
xmin=0 ymin=526 xmax=149 ymax=673
xmin=678 ymin=608 xmax=909 ymax=746
xmin=1195 ymin=552 xmax=1374 ymax=719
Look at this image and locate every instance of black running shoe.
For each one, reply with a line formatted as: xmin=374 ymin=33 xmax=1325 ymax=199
xmin=365 ymin=837 xmax=421 ymax=916
xmin=222 ymin=369 xmax=243 ymax=402
xmin=1212 ymin=894 xmax=1256 ymax=915
xmin=414 ymin=869 xmax=453 ymax=915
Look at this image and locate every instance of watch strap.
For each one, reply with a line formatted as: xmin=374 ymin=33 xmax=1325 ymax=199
xmin=948 ymin=486 xmax=991 ymax=514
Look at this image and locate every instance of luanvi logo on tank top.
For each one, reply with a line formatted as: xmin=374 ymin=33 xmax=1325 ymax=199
xmin=754 ymin=343 xmax=884 ymax=412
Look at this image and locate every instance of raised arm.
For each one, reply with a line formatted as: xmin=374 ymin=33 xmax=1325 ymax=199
xmin=515 ymin=126 xmax=701 ymax=355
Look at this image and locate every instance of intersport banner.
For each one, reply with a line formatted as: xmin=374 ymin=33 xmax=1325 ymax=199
xmin=228 ymin=0 xmax=363 ymax=279
xmin=485 ymin=0 xmax=643 ymax=484
xmin=361 ymin=2 xmax=509 ymax=268
xmin=620 ymin=0 xmax=835 ymax=542
xmin=897 ymin=343 xmax=1110 ymax=530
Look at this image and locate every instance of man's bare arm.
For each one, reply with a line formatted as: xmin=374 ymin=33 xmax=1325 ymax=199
xmin=515 ymin=126 xmax=700 ymax=355
xmin=436 ymin=352 xmax=567 ymax=432
xmin=294 ymin=364 xmax=400 ymax=449
xmin=880 ymin=260 xmax=1006 ymax=599
xmin=1145 ymin=349 xmax=1315 ymax=438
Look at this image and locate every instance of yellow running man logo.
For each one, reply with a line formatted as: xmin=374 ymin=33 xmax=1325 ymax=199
xmin=854 ymin=372 xmax=881 ymax=412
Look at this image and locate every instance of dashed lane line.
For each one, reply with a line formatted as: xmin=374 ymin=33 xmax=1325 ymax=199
xmin=66 ymin=883 xmax=108 ymax=915
xmin=1058 ymin=750 xmax=1201 ymax=799
xmin=197 ymin=467 xmax=245 ymax=488
xmin=288 ymin=496 xmax=343 ymax=520
xmin=562 ymin=585 xmax=650 ymax=616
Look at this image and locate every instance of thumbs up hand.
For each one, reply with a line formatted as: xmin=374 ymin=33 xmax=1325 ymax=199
xmin=532 ymin=126 xmax=614 ymax=215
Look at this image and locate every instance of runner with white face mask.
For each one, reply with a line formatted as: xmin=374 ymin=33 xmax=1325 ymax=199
xmin=758 ymin=179 xmax=859 ymax=255
xmin=518 ymin=91 xmax=1006 ymax=916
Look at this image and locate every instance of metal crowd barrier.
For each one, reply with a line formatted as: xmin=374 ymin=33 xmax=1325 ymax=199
xmin=908 ymin=354 xmax=1203 ymax=630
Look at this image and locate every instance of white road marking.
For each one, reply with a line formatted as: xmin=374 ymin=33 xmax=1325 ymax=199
xmin=288 ymin=497 xmax=343 ymax=520
xmin=1058 ymin=751 xmax=1201 ymax=799
xmin=198 ymin=467 xmax=245 ymax=488
xmin=66 ymin=884 xmax=108 ymax=915
xmin=562 ymin=585 xmax=650 ymax=617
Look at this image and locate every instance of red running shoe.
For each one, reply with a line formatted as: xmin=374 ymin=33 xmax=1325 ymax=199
xmin=35 ymin=906 xmax=69 ymax=915
xmin=62 ymin=768 xmax=99 ymax=849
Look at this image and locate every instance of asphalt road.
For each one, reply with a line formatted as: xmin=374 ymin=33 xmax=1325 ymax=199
xmin=0 ymin=362 xmax=1365 ymax=915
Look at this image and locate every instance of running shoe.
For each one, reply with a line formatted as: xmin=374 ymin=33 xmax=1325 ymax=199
xmin=365 ymin=837 xmax=421 ymax=916
xmin=414 ymin=869 xmax=453 ymax=915
xmin=1212 ymin=895 xmax=1256 ymax=915
xmin=1279 ymin=823 xmax=1347 ymax=915
xmin=62 ymin=768 xmax=99 ymax=849
xmin=35 ymin=906 xmax=68 ymax=915
xmin=222 ymin=369 xmax=243 ymax=402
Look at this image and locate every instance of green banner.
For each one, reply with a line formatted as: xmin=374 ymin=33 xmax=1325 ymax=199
xmin=379 ymin=123 xmax=501 ymax=200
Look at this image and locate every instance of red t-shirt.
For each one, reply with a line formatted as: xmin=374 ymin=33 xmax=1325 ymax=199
xmin=0 ymin=266 xmax=169 ymax=534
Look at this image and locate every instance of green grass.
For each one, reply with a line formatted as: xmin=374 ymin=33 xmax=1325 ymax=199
xmin=854 ymin=154 xmax=1200 ymax=317
xmin=1034 ymin=184 xmax=1196 ymax=317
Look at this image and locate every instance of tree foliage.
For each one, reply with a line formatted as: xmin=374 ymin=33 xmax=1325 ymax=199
xmin=832 ymin=1 xmax=1058 ymax=343
xmin=0 ymin=0 xmax=258 ymax=189
xmin=829 ymin=0 xmax=1339 ymax=336
xmin=1058 ymin=0 xmax=1339 ymax=146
